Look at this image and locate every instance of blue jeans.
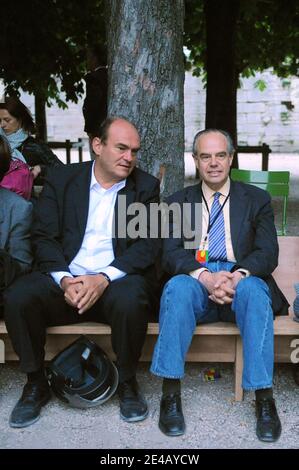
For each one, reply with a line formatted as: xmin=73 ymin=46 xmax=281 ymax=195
xmin=150 ymin=262 xmax=274 ymax=390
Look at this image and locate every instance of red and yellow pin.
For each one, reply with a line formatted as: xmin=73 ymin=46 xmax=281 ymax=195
xmin=196 ymin=249 xmax=209 ymax=263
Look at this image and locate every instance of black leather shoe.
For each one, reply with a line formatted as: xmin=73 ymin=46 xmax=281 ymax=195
xmin=159 ymin=393 xmax=185 ymax=437
xmin=118 ymin=377 xmax=148 ymax=422
xmin=10 ymin=380 xmax=51 ymax=428
xmin=256 ymin=397 xmax=282 ymax=442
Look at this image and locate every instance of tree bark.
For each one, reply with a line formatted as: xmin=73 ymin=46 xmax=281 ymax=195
xmin=107 ymin=0 xmax=185 ymax=197
xmin=204 ymin=0 xmax=240 ymax=167
xmin=34 ymin=91 xmax=47 ymax=141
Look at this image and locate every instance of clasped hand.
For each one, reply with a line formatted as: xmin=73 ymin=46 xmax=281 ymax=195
xmin=61 ymin=274 xmax=109 ymax=314
xmin=199 ymin=270 xmax=244 ymax=305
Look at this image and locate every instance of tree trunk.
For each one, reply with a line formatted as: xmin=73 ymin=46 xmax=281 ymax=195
xmin=204 ymin=0 xmax=240 ymax=168
xmin=34 ymin=91 xmax=47 ymax=141
xmin=107 ymin=0 xmax=185 ymax=197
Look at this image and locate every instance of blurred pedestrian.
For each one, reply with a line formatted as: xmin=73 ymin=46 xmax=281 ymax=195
xmin=0 ymin=96 xmax=63 ymax=185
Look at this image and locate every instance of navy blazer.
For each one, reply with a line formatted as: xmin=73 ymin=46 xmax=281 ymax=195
xmin=162 ymin=180 xmax=289 ymax=316
xmin=32 ymin=161 xmax=160 ymax=281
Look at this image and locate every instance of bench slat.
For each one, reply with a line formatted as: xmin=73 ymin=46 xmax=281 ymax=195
xmin=0 ymin=316 xmax=298 ymax=336
xmin=0 ymin=236 xmax=298 ymax=403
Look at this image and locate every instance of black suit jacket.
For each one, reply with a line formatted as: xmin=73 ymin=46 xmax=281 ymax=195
xmin=162 ymin=180 xmax=289 ymax=316
xmin=32 ymin=162 xmax=160 ymax=283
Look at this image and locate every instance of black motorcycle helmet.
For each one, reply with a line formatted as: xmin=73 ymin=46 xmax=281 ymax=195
xmin=47 ymin=336 xmax=118 ymax=408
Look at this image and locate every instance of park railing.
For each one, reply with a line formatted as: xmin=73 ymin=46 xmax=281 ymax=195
xmin=235 ymin=143 xmax=271 ymax=171
xmin=47 ymin=138 xmax=85 ymax=164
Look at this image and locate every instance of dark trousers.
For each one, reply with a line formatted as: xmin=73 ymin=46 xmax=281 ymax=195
xmin=0 ymin=249 xmax=22 ymax=318
xmin=4 ymin=272 xmax=156 ymax=382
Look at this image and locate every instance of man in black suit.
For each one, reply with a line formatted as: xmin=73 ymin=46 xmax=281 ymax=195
xmin=4 ymin=117 xmax=160 ymax=428
xmin=150 ymin=129 xmax=288 ymax=442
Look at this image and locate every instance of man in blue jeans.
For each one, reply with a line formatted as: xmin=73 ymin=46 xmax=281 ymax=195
xmin=151 ymin=129 xmax=288 ymax=442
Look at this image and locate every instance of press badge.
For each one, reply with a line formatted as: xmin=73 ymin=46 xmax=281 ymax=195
xmin=195 ymin=235 xmax=209 ymax=265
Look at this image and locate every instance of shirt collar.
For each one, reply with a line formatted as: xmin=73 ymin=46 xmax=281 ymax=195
xmin=90 ymin=162 xmax=126 ymax=193
xmin=202 ymin=178 xmax=231 ymax=201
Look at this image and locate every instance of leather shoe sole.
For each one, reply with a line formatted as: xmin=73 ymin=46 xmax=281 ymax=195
xmin=119 ymin=395 xmax=149 ymax=423
xmin=9 ymin=391 xmax=51 ymax=429
xmin=120 ymin=406 xmax=149 ymax=423
xmin=9 ymin=413 xmax=41 ymax=429
xmin=159 ymin=420 xmax=185 ymax=437
xmin=256 ymin=423 xmax=282 ymax=443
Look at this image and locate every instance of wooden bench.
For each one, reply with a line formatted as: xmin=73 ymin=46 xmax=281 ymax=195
xmin=1 ymin=237 xmax=299 ymax=401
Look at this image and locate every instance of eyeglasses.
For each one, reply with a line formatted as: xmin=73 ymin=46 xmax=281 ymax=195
xmin=193 ymin=152 xmax=230 ymax=163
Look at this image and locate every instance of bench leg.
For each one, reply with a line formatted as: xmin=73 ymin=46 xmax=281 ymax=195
xmin=234 ymin=336 xmax=244 ymax=401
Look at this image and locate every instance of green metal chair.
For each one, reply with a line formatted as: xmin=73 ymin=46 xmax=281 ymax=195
xmin=230 ymin=168 xmax=290 ymax=236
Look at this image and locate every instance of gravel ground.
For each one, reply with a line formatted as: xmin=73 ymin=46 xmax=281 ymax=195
xmin=0 ymin=362 xmax=299 ymax=449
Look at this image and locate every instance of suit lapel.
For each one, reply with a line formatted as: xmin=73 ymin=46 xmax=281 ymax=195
xmin=185 ymin=184 xmax=202 ymax=231
xmin=230 ymin=180 xmax=248 ymax=257
xmin=184 ymin=184 xmax=202 ymax=253
xmin=185 ymin=183 xmax=202 ymax=203
xmin=73 ymin=162 xmax=93 ymax=239
xmin=113 ymin=175 xmax=136 ymax=254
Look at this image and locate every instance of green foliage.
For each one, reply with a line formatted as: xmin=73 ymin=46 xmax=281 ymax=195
xmin=0 ymin=0 xmax=106 ymax=107
xmin=184 ymin=0 xmax=205 ymax=77
xmin=184 ymin=0 xmax=299 ymax=82
xmin=254 ymin=79 xmax=267 ymax=91
xmin=280 ymin=111 xmax=290 ymax=123
xmin=282 ymin=79 xmax=291 ymax=88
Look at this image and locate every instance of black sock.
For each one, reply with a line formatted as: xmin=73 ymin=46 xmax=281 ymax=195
xmin=255 ymin=387 xmax=273 ymax=401
xmin=27 ymin=368 xmax=46 ymax=384
xmin=162 ymin=378 xmax=181 ymax=396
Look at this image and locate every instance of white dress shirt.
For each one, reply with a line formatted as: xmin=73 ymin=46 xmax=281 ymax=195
xmin=51 ymin=163 xmax=126 ymax=287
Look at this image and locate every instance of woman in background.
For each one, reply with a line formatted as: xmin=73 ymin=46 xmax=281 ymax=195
xmin=0 ymin=136 xmax=32 ymax=315
xmin=0 ymin=96 xmax=63 ymax=184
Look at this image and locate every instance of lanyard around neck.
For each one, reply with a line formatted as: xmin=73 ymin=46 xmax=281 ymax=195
xmin=201 ymin=185 xmax=230 ymax=235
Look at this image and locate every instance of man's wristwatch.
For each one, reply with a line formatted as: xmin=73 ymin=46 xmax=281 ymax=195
xmin=98 ymin=272 xmax=111 ymax=284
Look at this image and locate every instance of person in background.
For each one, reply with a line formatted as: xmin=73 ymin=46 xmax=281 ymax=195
xmin=0 ymin=135 xmax=32 ymax=316
xmin=83 ymin=44 xmax=108 ymax=159
xmin=0 ymin=96 xmax=63 ymax=185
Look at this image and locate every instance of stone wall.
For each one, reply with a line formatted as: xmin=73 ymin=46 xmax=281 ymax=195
xmin=16 ymin=69 xmax=299 ymax=152
xmin=184 ymin=69 xmax=299 ymax=152
xmin=20 ymin=92 xmax=86 ymax=142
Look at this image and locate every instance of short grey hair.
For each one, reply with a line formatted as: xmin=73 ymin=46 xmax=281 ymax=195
xmin=192 ymin=128 xmax=235 ymax=156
